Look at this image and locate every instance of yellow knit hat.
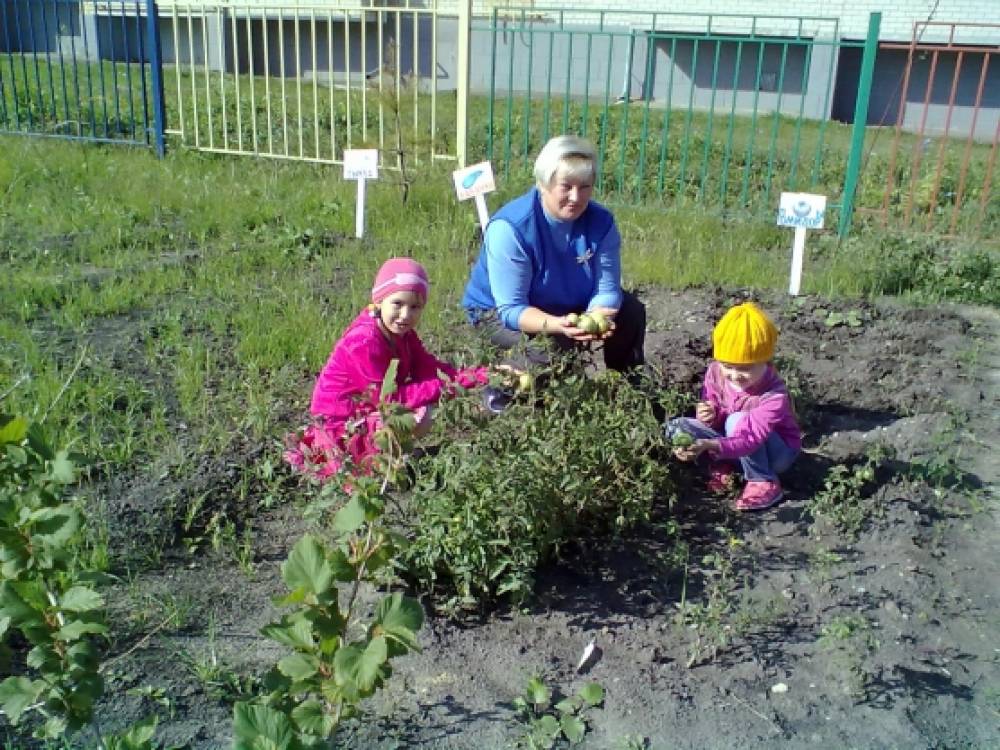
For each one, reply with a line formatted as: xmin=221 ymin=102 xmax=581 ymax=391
xmin=712 ymin=302 xmax=778 ymax=364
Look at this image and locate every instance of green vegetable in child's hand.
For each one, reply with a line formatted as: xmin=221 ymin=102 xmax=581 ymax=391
xmin=671 ymin=431 xmax=694 ymax=447
xmin=517 ymin=373 xmax=534 ymax=392
xmin=566 ymin=312 xmax=580 ymax=326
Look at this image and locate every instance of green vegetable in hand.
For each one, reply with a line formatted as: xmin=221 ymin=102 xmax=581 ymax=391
xmin=671 ymin=431 xmax=694 ymax=447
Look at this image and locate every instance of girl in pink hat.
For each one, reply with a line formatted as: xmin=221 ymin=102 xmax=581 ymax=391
xmin=285 ymin=258 xmax=490 ymax=481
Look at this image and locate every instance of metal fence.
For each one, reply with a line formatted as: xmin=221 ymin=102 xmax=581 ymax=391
xmin=1 ymin=1 xmax=997 ymax=239
xmin=159 ymin=0 xmax=468 ymax=168
xmin=474 ymin=8 xmax=881 ymax=235
xmin=0 ymin=0 xmax=164 ymax=149
xmin=856 ymin=21 xmax=1000 ymax=238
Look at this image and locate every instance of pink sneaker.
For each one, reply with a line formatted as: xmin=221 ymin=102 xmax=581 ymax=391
xmin=705 ymin=463 xmax=737 ymax=494
xmin=735 ymin=480 xmax=783 ymax=511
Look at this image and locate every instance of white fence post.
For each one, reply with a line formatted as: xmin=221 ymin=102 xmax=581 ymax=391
xmin=456 ymin=0 xmax=472 ymax=168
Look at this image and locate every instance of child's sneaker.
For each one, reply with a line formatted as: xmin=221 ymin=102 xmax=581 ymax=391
xmin=735 ymin=480 xmax=783 ymax=511
xmin=482 ymin=386 xmax=512 ymax=414
xmin=705 ymin=462 xmax=737 ymax=494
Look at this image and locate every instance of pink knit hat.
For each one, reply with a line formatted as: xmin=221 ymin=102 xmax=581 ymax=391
xmin=371 ymin=258 xmax=430 ymax=303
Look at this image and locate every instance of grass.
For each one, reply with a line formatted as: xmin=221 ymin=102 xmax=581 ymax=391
xmin=2 ymin=134 xmax=998 ymax=480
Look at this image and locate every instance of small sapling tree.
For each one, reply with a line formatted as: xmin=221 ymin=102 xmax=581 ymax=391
xmin=233 ymin=360 xmax=424 ymax=748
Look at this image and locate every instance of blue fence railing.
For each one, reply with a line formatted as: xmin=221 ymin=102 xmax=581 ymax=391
xmin=0 ymin=0 xmax=164 ymax=151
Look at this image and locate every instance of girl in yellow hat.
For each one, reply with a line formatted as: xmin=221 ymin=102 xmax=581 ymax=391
xmin=666 ymin=302 xmax=801 ymax=511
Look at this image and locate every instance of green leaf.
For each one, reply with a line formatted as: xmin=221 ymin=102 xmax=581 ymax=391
xmin=379 ymin=359 xmax=400 ymax=401
xmin=277 ymin=652 xmax=320 ymax=682
xmin=281 ymin=536 xmax=333 ymax=596
xmin=25 ymin=423 xmax=54 ymax=460
xmin=526 ymin=676 xmax=550 ymax=706
xmin=328 ymin=548 xmax=356 ymax=582
xmin=333 ymin=497 xmax=365 ymax=536
xmin=553 ymin=697 xmax=578 ymax=715
xmin=261 ymin=617 xmax=315 ymax=651
xmin=0 ymin=676 xmax=44 ymax=723
xmin=232 ymin=702 xmax=300 ymax=750
xmin=0 ymin=416 xmax=28 ymax=445
xmin=560 ymin=714 xmax=586 ymax=744
xmin=373 ymin=593 xmax=424 ymax=641
xmin=47 ymin=450 xmax=76 ymax=484
xmin=56 ymin=618 xmax=108 ymax=641
xmin=60 ymin=586 xmax=104 ymax=613
xmin=30 ymin=507 xmax=82 ymax=546
xmin=535 ymin=713 xmax=560 ymax=737
xmin=578 ymin=682 xmax=604 ymax=707
xmin=334 ymin=636 xmax=388 ymax=693
xmin=290 ymin=698 xmax=336 ymax=737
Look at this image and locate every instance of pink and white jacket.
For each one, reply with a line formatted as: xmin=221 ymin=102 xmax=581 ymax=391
xmin=701 ymin=361 xmax=802 ymax=460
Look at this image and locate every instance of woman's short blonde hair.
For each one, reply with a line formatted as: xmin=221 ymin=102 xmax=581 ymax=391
xmin=534 ymin=135 xmax=597 ymax=189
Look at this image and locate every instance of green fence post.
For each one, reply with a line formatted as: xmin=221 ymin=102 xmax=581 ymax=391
xmin=838 ymin=11 xmax=881 ymax=238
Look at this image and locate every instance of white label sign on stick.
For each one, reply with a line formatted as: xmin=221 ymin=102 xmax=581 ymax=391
xmin=777 ymin=192 xmax=826 ymax=229
xmin=452 ymin=161 xmax=496 ymax=232
xmin=343 ymin=149 xmax=379 ymax=180
xmin=776 ymin=192 xmax=826 ymax=296
xmin=452 ymin=161 xmax=496 ymax=201
xmin=343 ymin=149 xmax=378 ymax=238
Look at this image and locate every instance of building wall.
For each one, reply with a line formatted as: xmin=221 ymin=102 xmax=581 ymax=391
xmin=464 ymin=0 xmax=1000 ymax=44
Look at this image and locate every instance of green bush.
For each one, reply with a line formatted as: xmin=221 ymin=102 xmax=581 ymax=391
xmin=400 ymin=361 xmax=673 ymax=614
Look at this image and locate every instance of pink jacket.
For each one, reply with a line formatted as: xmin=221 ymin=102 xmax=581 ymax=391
xmin=311 ymin=310 xmax=488 ymax=423
xmin=285 ymin=310 xmax=487 ymax=480
xmin=702 ymin=361 xmax=802 ymax=460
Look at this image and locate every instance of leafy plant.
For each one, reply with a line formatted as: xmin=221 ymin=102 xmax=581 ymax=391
xmin=232 ymin=362 xmax=424 ymax=748
xmin=513 ymin=676 xmax=604 ymax=749
xmin=0 ymin=415 xmax=106 ymax=740
xmin=0 ymin=415 xmax=164 ymax=749
xmin=401 ymin=357 xmax=672 ymax=614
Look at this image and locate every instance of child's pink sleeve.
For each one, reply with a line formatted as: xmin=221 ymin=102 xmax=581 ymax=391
xmin=409 ymin=334 xmax=460 ymax=380
xmin=452 ymin=366 xmax=490 ymax=389
xmin=700 ymin=363 xmax=726 ymax=428
xmin=407 ymin=334 xmax=488 ymax=394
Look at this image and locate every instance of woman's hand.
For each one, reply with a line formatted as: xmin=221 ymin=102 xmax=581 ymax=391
xmin=672 ymin=438 xmax=718 ymax=462
xmin=695 ymin=401 xmax=716 ymax=425
xmin=560 ymin=309 xmax=617 ymax=342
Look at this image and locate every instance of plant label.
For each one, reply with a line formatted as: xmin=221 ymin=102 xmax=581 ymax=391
xmin=777 ymin=192 xmax=826 ymax=296
xmin=452 ymin=161 xmax=496 ymax=232
xmin=343 ymin=149 xmax=379 ymax=238
xmin=343 ymin=149 xmax=379 ymax=180
xmin=777 ymin=192 xmax=826 ymax=229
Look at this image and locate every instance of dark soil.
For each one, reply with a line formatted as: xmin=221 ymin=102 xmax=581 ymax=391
xmin=5 ymin=288 xmax=999 ymax=750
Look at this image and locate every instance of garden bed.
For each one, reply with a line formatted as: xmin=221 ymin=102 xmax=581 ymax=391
xmin=21 ymin=286 xmax=996 ymax=749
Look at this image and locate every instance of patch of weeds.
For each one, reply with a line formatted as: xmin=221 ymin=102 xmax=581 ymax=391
xmin=123 ymin=587 xmax=195 ymax=636
xmin=178 ymin=625 xmax=259 ymax=705
xmin=513 ymin=676 xmax=604 ymax=749
xmin=673 ymin=529 xmax=744 ymax=667
xmin=842 ymin=233 xmax=1000 ymax=306
xmin=808 ymin=547 xmax=845 ymax=586
xmin=127 ymin=685 xmax=175 ymax=719
xmin=615 ymin=736 xmax=650 ymax=750
xmin=807 ymin=447 xmax=890 ymax=538
xmin=817 ymin=614 xmax=879 ymax=701
xmin=643 ymin=518 xmax=690 ymax=576
xmin=814 ymin=307 xmax=866 ymax=329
